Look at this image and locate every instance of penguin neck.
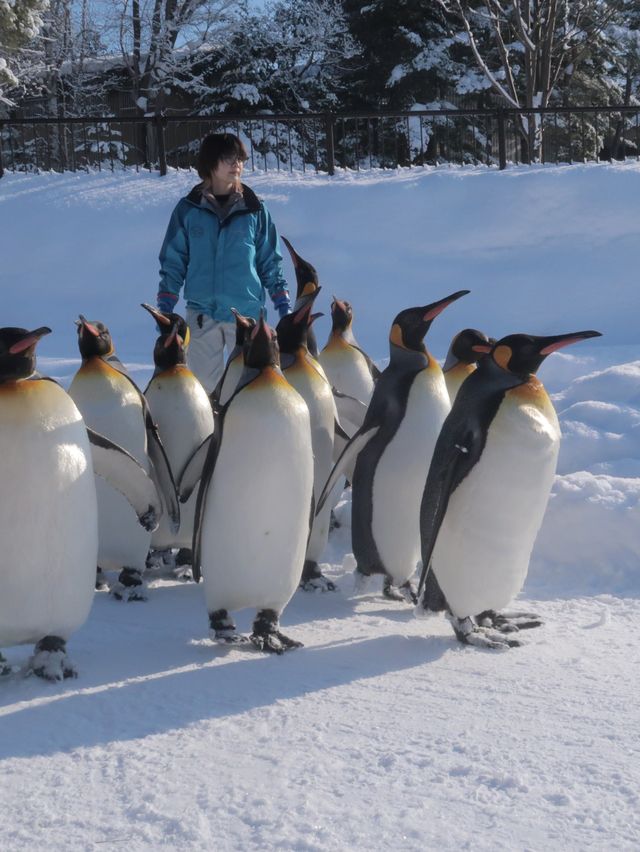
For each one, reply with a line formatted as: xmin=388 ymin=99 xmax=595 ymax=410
xmin=333 ymin=326 xmax=357 ymax=346
xmin=389 ymin=343 xmax=431 ymax=372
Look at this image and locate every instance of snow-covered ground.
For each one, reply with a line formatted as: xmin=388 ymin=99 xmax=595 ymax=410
xmin=1 ymin=163 xmax=639 ymax=850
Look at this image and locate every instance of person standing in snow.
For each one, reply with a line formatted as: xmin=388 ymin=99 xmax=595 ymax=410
xmin=156 ymin=132 xmax=291 ymax=394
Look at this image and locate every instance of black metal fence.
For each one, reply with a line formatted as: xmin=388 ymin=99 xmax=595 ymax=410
xmin=1 ymin=106 xmax=639 ymax=178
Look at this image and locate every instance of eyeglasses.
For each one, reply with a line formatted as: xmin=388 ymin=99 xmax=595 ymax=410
xmin=221 ymin=154 xmax=248 ymax=165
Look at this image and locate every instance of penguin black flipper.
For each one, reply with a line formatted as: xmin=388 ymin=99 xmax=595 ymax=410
xmin=351 ymin=345 xmax=382 ymax=382
xmin=86 ymin=427 xmax=161 ymax=532
xmin=334 ymin=420 xmax=351 ymax=443
xmin=191 ymin=425 xmax=223 ymax=584
xmin=417 ymin=360 xmax=526 ymax=597
xmin=332 ymin=387 xmax=369 ymax=434
xmin=100 ymin=362 xmax=181 ymax=533
xmin=144 ymin=407 xmax=180 ymax=534
xmin=316 ymin=425 xmax=380 ymax=515
xmin=178 ymin=434 xmax=214 ymax=503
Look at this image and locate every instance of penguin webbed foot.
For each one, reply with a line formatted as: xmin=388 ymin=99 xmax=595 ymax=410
xmin=209 ymin=609 xmax=250 ymax=646
xmin=383 ymin=577 xmax=417 ymax=605
xmin=29 ymin=636 xmax=78 ymax=681
xmin=329 ymin=510 xmax=341 ymax=531
xmin=111 ymin=567 xmax=147 ymax=602
xmin=250 ymin=610 xmax=303 ymax=655
xmin=448 ymin=615 xmax=521 ymax=650
xmin=0 ymin=653 xmax=12 ymax=677
xmin=173 ymin=548 xmax=193 ymax=581
xmin=476 ymin=609 xmax=543 ymax=633
xmin=299 ymin=561 xmax=337 ymax=592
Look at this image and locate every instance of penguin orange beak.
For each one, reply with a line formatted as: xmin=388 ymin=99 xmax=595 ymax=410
xmin=9 ymin=327 xmax=52 ymax=354
xmin=423 ymin=290 xmax=470 ymax=322
xmin=230 ymin=307 xmax=254 ymax=329
xmin=472 ymin=343 xmax=493 ymax=355
xmin=141 ymin=303 xmax=172 ymax=327
xmin=539 ymin=330 xmax=602 ymax=355
xmin=78 ymin=315 xmax=100 ymax=337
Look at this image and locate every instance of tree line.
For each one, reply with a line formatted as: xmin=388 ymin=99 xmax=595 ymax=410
xmin=1 ymin=1 xmax=639 ymax=166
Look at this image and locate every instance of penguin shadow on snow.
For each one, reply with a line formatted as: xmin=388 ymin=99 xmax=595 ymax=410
xmin=0 ymin=634 xmax=449 ymax=760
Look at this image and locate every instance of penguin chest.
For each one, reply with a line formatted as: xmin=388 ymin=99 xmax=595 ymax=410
xmin=284 ymin=358 xmax=336 ymax=491
xmin=319 ymin=343 xmax=374 ymax=405
xmin=371 ymin=367 xmax=451 ymax=584
xmin=69 ymin=361 xmax=146 ymax=462
xmin=433 ymin=388 xmax=561 ymax=617
xmin=146 ymin=368 xmax=214 ymax=475
xmin=200 ymin=372 xmax=314 ymax=614
xmin=0 ymin=381 xmax=97 ymax=646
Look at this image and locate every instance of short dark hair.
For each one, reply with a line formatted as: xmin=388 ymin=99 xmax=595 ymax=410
xmin=197 ymin=133 xmax=248 ymax=179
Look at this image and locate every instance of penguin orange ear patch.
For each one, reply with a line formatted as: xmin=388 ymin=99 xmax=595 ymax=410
xmin=493 ymin=345 xmax=512 ymax=371
xmin=302 ymin=282 xmax=316 ymax=296
xmin=389 ymin=324 xmax=405 ymax=349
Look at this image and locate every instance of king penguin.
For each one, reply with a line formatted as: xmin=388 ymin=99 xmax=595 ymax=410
xmin=68 ymin=316 xmax=179 ymax=600
xmin=186 ymin=314 xmax=314 ymax=653
xmin=443 ymin=328 xmax=494 ymax=402
xmin=417 ymin=329 xmax=602 ymax=649
xmin=277 ymin=289 xmax=344 ymax=591
xmin=0 ymin=326 xmax=161 ymax=679
xmin=142 ymin=304 xmax=214 ymax=576
xmin=318 ymin=296 xmax=380 ymax=434
xmin=318 ymin=291 xmax=469 ymax=603
xmin=211 ymin=309 xmax=256 ymax=409
xmin=281 ymin=236 xmax=321 ymax=357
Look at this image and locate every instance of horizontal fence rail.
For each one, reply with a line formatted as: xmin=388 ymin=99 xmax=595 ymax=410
xmin=1 ymin=106 xmax=639 ymax=178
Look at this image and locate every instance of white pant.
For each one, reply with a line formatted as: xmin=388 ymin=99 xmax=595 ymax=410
xmin=186 ymin=309 xmax=236 ymax=394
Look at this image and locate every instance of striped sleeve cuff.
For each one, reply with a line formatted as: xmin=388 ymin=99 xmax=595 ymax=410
xmin=157 ymin=291 xmax=179 ymax=313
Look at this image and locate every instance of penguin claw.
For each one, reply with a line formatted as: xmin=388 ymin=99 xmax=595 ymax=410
xmin=449 ymin=615 xmax=521 ymax=650
xmin=250 ymin=630 xmax=303 ymax=655
xmin=210 ymin=628 xmax=251 ymax=646
xmin=299 ymin=575 xmax=337 ymax=592
xmin=383 ymin=578 xmax=417 ymax=604
xmin=111 ymin=568 xmax=147 ymax=601
xmin=0 ymin=655 xmax=12 ymax=677
xmin=29 ymin=649 xmax=78 ymax=681
xmin=476 ymin=610 xmax=543 ymax=632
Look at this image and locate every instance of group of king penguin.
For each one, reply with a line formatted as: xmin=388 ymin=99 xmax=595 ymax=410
xmin=0 ymin=237 xmax=601 ymax=680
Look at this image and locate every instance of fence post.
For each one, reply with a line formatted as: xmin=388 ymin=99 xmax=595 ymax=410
xmin=497 ymin=108 xmax=507 ymax=170
xmin=155 ymin=112 xmax=167 ymax=176
xmin=324 ymin=113 xmax=335 ymax=175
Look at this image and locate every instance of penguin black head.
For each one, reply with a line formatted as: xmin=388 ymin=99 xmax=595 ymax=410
xmin=330 ymin=297 xmax=353 ymax=333
xmin=276 ymin=289 xmax=323 ymax=354
xmin=230 ymin=308 xmax=256 ymax=347
xmin=281 ymin=236 xmax=319 ymax=302
xmin=75 ymin=316 xmax=113 ymax=360
xmin=245 ymin=313 xmax=280 ymax=369
xmin=141 ymin=304 xmax=189 ymax=369
xmin=0 ymin=326 xmax=51 ymax=383
xmin=492 ymin=330 xmax=603 ymax=378
xmin=444 ymin=328 xmax=494 ymax=371
xmin=390 ymin=290 xmax=470 ymax=353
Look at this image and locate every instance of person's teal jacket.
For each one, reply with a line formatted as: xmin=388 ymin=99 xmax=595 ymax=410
xmin=157 ymin=183 xmax=291 ymax=322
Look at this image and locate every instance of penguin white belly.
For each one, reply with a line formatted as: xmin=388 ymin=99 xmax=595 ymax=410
xmin=0 ymin=381 xmax=97 ymax=647
xmin=200 ymin=373 xmax=313 ymax=614
xmin=69 ymin=364 xmax=150 ymax=571
xmin=373 ymin=368 xmax=450 ymax=585
xmin=433 ymin=397 xmax=561 ymax=617
xmin=146 ymin=369 xmax=214 ymax=549
xmin=284 ymin=361 xmax=336 ymax=563
xmin=319 ymin=347 xmax=374 ymax=405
